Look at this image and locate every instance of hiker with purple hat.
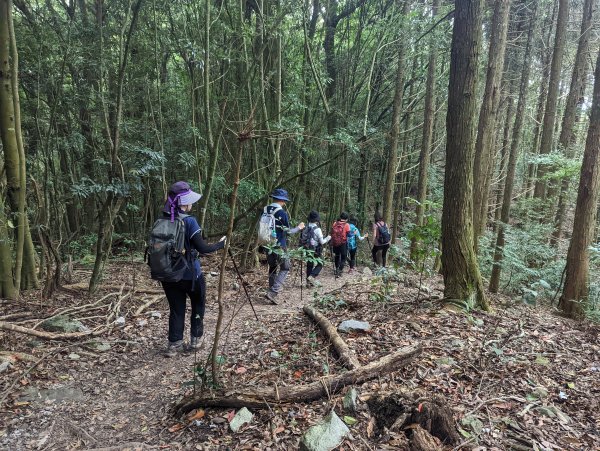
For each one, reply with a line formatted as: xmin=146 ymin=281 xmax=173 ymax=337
xmin=262 ymin=188 xmax=304 ymax=304
xmin=148 ymin=181 xmax=226 ymax=357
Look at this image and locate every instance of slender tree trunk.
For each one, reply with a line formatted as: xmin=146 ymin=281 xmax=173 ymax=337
xmin=441 ymin=0 xmax=488 ymax=311
xmin=550 ymin=0 xmax=594 ymax=246
xmin=410 ymin=0 xmax=439 ymax=262
xmin=533 ymin=0 xmax=569 ymax=199
xmin=472 ymin=0 xmax=511 ymax=242
xmin=0 ymin=194 xmax=16 ymax=299
xmin=383 ymin=0 xmax=410 ymax=225
xmin=489 ymin=3 xmax=537 ymax=293
xmin=558 ymin=48 xmax=600 ymax=319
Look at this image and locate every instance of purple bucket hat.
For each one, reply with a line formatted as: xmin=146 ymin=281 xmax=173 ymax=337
xmin=163 ymin=181 xmax=202 ymax=221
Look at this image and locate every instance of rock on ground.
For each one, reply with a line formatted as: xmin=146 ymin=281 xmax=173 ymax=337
xmin=337 ymin=320 xmax=371 ymax=333
xmin=299 ymin=411 xmax=350 ymax=451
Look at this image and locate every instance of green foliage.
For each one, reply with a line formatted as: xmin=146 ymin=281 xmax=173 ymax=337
xmin=369 ymin=267 xmax=403 ymax=303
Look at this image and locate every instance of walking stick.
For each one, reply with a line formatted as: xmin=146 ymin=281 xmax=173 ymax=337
xmin=300 ymin=258 xmax=303 ymax=303
xmin=227 ymin=248 xmax=259 ymax=321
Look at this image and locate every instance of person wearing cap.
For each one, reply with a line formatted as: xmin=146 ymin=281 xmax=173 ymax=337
xmin=264 ymin=188 xmax=305 ymax=303
xmin=305 ymin=210 xmax=331 ymax=288
xmin=161 ymin=181 xmax=226 ymax=357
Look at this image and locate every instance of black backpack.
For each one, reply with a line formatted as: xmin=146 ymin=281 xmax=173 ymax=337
xmin=377 ymin=222 xmax=391 ymax=245
xmin=146 ymin=214 xmax=191 ymax=282
xmin=299 ymin=225 xmax=318 ymax=250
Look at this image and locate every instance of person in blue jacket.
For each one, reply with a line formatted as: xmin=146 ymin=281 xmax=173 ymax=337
xmin=264 ymin=188 xmax=304 ymax=304
xmin=347 ymin=216 xmax=368 ymax=273
xmin=160 ymin=181 xmax=226 ymax=357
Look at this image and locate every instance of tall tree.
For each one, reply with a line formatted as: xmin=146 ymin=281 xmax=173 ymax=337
xmin=550 ymin=0 xmax=594 ymax=245
xmin=410 ymin=0 xmax=439 ymax=261
xmin=441 ymin=0 xmax=489 ymax=311
xmin=558 ymin=47 xmax=600 ymax=319
xmin=489 ymin=2 xmax=537 ymax=293
xmin=472 ymin=0 xmax=511 ymax=242
xmin=533 ymin=0 xmax=569 ymax=199
xmin=382 ymin=0 xmax=410 ymax=226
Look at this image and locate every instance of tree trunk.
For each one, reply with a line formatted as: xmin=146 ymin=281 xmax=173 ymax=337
xmin=441 ymin=0 xmax=488 ymax=311
xmin=0 ymin=195 xmax=17 ymax=299
xmin=550 ymin=0 xmax=594 ymax=246
xmin=410 ymin=0 xmax=439 ymax=262
xmin=533 ymin=0 xmax=569 ymax=199
xmin=558 ymin=47 xmax=600 ymax=319
xmin=383 ymin=0 xmax=410 ymax=225
xmin=472 ymin=0 xmax=511 ymax=242
xmin=489 ymin=3 xmax=537 ymax=293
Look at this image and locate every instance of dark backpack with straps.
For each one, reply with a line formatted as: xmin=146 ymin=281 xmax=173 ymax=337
xmin=299 ymin=225 xmax=318 ymax=250
xmin=146 ymin=214 xmax=191 ymax=282
xmin=377 ymin=222 xmax=391 ymax=245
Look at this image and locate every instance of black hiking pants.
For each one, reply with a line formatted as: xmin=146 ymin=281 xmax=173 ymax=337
xmin=306 ymin=248 xmax=323 ymax=278
xmin=333 ymin=244 xmax=347 ymax=272
xmin=162 ymin=275 xmax=206 ymax=343
xmin=372 ymin=244 xmax=390 ymax=267
xmin=348 ymin=247 xmax=357 ymax=269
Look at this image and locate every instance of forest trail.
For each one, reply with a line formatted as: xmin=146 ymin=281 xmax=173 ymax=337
xmin=1 ymin=256 xmax=599 ymax=450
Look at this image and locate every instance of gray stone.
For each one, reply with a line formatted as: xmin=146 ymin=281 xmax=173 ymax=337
xmin=229 ymin=407 xmax=253 ymax=432
xmin=0 ymin=361 xmax=11 ymax=374
xmin=137 ymin=319 xmax=148 ymax=327
xmin=343 ymin=388 xmax=358 ymax=413
xmin=21 ymin=387 xmax=85 ymax=403
xmin=531 ymin=386 xmax=548 ymax=399
xmin=150 ymin=311 xmax=162 ymax=319
xmin=299 ymin=411 xmax=350 ymax=451
xmin=362 ymin=267 xmax=372 ymax=276
xmin=231 ymin=282 xmax=240 ymax=291
xmin=41 ymin=315 xmax=86 ymax=333
xmin=90 ymin=342 xmax=111 ymax=352
xmin=270 ymin=350 xmax=281 ymax=359
xmin=68 ymin=353 xmax=81 ymax=360
xmin=114 ymin=316 xmax=126 ymax=327
xmin=337 ymin=320 xmax=371 ymax=334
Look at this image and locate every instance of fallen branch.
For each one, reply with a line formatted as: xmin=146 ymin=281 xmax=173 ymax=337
xmin=0 ymin=321 xmax=110 ymax=340
xmin=134 ymin=294 xmax=165 ymax=316
xmin=173 ymin=344 xmax=421 ymax=415
xmin=303 ymin=305 xmax=360 ymax=370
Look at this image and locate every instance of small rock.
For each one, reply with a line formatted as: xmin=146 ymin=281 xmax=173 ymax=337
xmin=150 ymin=311 xmax=162 ymax=319
xmin=0 ymin=361 xmax=11 ymax=374
xmin=137 ymin=319 xmax=148 ymax=327
xmin=231 ymin=282 xmax=240 ymax=291
xmin=68 ymin=353 xmax=81 ymax=360
xmin=41 ymin=315 xmax=86 ymax=333
xmin=343 ymin=388 xmax=358 ymax=413
xmin=270 ymin=350 xmax=281 ymax=359
xmin=91 ymin=342 xmax=111 ymax=352
xmin=299 ymin=411 xmax=350 ymax=451
xmin=362 ymin=267 xmax=372 ymax=276
xmin=531 ymin=386 xmax=548 ymax=399
xmin=114 ymin=317 xmax=126 ymax=327
xmin=211 ymin=417 xmax=227 ymax=425
xmin=337 ymin=320 xmax=371 ymax=334
xmin=229 ymin=407 xmax=253 ymax=432
xmin=209 ymin=271 xmax=219 ymax=277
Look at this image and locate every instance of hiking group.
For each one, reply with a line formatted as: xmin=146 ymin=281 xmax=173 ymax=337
xmin=146 ymin=182 xmax=392 ymax=356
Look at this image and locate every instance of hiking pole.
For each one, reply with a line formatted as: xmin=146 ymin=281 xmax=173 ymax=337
xmin=300 ymin=258 xmax=303 ymax=303
xmin=227 ymin=248 xmax=260 ymax=321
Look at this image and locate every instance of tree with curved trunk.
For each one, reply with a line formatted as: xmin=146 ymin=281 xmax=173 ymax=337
xmin=533 ymin=0 xmax=569 ymax=199
xmin=558 ymin=47 xmax=600 ymax=319
xmin=489 ymin=2 xmax=537 ymax=293
xmin=472 ymin=0 xmax=511 ymax=243
xmin=441 ymin=0 xmax=489 ymax=311
xmin=550 ymin=0 xmax=594 ymax=246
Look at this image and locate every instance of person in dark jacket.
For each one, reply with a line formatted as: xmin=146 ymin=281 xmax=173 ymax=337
xmin=160 ymin=181 xmax=226 ymax=357
xmin=372 ymin=211 xmax=391 ymax=267
xmin=264 ymin=188 xmax=304 ymax=304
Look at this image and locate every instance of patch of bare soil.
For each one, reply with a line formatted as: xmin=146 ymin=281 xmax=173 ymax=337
xmin=1 ymin=254 xmax=599 ymax=450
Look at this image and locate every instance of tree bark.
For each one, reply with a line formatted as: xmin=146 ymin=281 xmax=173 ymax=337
xmin=173 ymin=344 xmax=421 ymax=414
xmin=533 ymin=0 xmax=569 ymax=199
xmin=558 ymin=47 xmax=600 ymax=319
xmin=441 ymin=0 xmax=488 ymax=311
xmin=382 ymin=0 xmax=410 ymax=225
xmin=550 ymin=0 xmax=594 ymax=246
xmin=410 ymin=0 xmax=439 ymax=262
xmin=489 ymin=3 xmax=537 ymax=293
xmin=472 ymin=0 xmax=511 ymax=242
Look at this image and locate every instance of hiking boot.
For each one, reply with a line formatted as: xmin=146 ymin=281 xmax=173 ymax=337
xmin=188 ymin=336 xmax=202 ymax=351
xmin=164 ymin=340 xmax=184 ymax=357
xmin=265 ymin=290 xmax=279 ymax=305
xmin=306 ymin=276 xmax=315 ymax=287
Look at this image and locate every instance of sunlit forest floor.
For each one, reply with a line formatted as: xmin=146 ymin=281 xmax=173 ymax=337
xmin=1 ymin=254 xmax=599 ymax=450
